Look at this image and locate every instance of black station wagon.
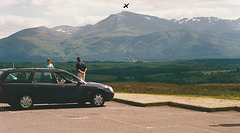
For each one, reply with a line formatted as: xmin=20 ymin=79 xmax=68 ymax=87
xmin=0 ymin=68 xmax=114 ymax=109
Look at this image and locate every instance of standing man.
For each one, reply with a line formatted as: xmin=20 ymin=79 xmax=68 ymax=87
xmin=45 ymin=58 xmax=54 ymax=68
xmin=76 ymin=57 xmax=87 ymax=81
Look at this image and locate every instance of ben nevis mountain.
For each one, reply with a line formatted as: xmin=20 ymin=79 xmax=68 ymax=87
xmin=0 ymin=11 xmax=240 ymax=62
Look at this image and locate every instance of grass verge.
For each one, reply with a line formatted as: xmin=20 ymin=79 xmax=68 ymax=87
xmin=105 ymin=82 xmax=240 ymax=100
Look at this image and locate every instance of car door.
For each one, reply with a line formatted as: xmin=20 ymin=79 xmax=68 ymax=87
xmin=54 ymin=72 xmax=83 ymax=102
xmin=32 ymin=71 xmax=59 ymax=103
xmin=1 ymin=71 xmax=32 ymax=103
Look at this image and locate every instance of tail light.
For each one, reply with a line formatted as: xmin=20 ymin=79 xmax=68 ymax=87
xmin=0 ymin=85 xmax=2 ymax=92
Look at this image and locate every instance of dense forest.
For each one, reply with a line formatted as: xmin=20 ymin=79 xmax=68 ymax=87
xmin=1 ymin=59 xmax=240 ymax=85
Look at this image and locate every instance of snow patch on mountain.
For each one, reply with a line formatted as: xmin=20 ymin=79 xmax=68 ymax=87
xmin=192 ymin=18 xmax=201 ymax=22
xmin=145 ymin=16 xmax=151 ymax=20
xmin=177 ymin=18 xmax=191 ymax=24
xmin=173 ymin=17 xmax=222 ymax=24
xmin=56 ymin=28 xmax=71 ymax=34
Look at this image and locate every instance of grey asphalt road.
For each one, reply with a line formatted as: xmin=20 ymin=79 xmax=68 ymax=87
xmin=0 ymin=101 xmax=240 ymax=133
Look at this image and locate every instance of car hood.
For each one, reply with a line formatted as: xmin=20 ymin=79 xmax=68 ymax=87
xmin=84 ymin=82 xmax=107 ymax=88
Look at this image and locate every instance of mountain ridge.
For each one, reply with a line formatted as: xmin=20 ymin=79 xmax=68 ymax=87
xmin=0 ymin=11 xmax=240 ymax=62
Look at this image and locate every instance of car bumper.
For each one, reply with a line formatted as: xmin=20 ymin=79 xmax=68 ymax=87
xmin=105 ymin=92 xmax=114 ymax=101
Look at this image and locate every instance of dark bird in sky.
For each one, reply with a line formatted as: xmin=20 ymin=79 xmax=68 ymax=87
xmin=123 ymin=3 xmax=129 ymax=8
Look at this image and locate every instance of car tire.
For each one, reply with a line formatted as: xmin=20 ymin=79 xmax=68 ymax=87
xmin=16 ymin=94 xmax=34 ymax=109
xmin=90 ymin=92 xmax=105 ymax=107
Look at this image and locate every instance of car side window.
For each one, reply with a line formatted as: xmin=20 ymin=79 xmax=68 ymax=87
xmin=34 ymin=72 xmax=56 ymax=83
xmin=4 ymin=72 xmax=31 ymax=83
xmin=55 ymin=72 xmax=78 ymax=84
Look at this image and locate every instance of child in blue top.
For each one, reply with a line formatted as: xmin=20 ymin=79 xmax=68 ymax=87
xmin=45 ymin=58 xmax=54 ymax=68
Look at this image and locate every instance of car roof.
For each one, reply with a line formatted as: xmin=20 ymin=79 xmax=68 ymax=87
xmin=0 ymin=68 xmax=83 ymax=83
xmin=0 ymin=68 xmax=15 ymax=71
xmin=0 ymin=68 xmax=66 ymax=72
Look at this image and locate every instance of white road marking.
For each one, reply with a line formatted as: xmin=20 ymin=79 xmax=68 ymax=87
xmin=103 ymin=116 xmax=155 ymax=129
xmin=69 ymin=117 xmax=89 ymax=120
xmin=43 ymin=111 xmax=90 ymax=120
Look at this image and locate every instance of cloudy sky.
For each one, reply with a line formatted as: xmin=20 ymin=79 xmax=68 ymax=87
xmin=0 ymin=0 xmax=239 ymax=39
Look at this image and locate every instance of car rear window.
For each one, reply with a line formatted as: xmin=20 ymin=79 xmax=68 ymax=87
xmin=4 ymin=71 xmax=31 ymax=83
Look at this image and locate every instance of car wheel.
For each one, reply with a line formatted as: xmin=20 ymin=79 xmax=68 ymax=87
xmin=17 ymin=95 xmax=34 ymax=109
xmin=90 ymin=92 xmax=105 ymax=107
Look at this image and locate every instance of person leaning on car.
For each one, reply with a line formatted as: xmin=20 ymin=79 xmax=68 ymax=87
xmin=76 ymin=57 xmax=87 ymax=81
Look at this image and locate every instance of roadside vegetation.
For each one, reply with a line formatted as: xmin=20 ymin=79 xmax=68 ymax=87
xmin=1 ymin=59 xmax=240 ymax=100
xmin=105 ymin=82 xmax=240 ymax=100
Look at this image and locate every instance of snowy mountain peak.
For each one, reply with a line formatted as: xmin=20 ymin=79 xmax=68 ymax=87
xmin=172 ymin=17 xmax=222 ymax=24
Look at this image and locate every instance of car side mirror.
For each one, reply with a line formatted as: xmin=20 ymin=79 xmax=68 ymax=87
xmin=65 ymin=80 xmax=72 ymax=83
xmin=78 ymin=80 xmax=85 ymax=85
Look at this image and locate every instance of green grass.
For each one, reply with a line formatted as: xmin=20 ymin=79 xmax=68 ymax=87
xmin=87 ymin=74 xmax=117 ymax=82
xmin=106 ymin=82 xmax=240 ymax=100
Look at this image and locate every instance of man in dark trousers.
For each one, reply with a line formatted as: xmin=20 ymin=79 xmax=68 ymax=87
xmin=76 ymin=57 xmax=87 ymax=81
